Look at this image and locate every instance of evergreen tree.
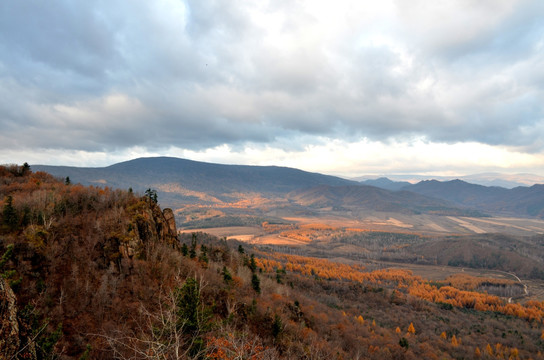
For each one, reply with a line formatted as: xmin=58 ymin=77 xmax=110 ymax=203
xmin=189 ymin=234 xmax=197 ymax=259
xmin=175 ymin=277 xmax=210 ymax=357
xmin=249 ymin=254 xmax=257 ymax=273
xmin=222 ymin=266 xmax=232 ymax=284
xmin=22 ymin=162 xmax=30 ymax=175
xmin=176 ymin=278 xmax=201 ymax=334
xmin=144 ymin=188 xmax=158 ymax=204
xmin=275 ymin=267 xmax=286 ymax=284
xmin=272 ymin=314 xmax=283 ymax=340
xmin=2 ymin=195 xmax=18 ymax=230
xmin=199 ymin=244 xmax=208 ymax=264
xmin=251 ymin=273 xmax=261 ymax=294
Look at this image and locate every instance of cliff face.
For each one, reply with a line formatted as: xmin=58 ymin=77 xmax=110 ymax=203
xmin=0 ymin=277 xmax=36 ymax=360
xmin=119 ymin=202 xmax=178 ymax=260
xmin=0 ymin=276 xmax=19 ymax=357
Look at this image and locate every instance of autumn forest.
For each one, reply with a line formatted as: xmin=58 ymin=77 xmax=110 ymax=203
xmin=1 ymin=163 xmax=544 ymax=359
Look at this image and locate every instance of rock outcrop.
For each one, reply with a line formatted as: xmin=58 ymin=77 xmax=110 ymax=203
xmin=163 ymin=208 xmax=177 ymax=240
xmin=0 ymin=277 xmax=36 ymax=360
xmin=0 ymin=276 xmax=19 ymax=358
xmin=119 ymin=201 xmax=179 ymax=260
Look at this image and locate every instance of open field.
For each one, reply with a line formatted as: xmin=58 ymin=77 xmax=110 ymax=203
xmin=286 ymin=212 xmax=544 ymax=236
xmin=179 ymin=226 xmax=265 ymax=240
xmin=180 ymin=212 xmax=544 ymax=245
xmin=179 ymin=212 xmax=544 ymax=301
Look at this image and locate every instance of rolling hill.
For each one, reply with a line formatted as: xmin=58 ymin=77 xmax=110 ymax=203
xmin=403 ymin=179 xmax=544 ymax=218
xmin=359 ymin=177 xmax=411 ymax=191
xmin=33 ymin=157 xmax=357 ymax=206
xmin=288 ymin=185 xmax=483 ymax=216
xmin=32 ymin=157 xmax=544 ymax=219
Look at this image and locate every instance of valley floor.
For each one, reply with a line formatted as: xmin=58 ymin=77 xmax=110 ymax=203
xmin=180 ymin=213 xmax=544 ymax=303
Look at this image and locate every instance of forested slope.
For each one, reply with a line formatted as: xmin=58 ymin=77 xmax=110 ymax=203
xmin=1 ymin=164 xmax=544 ymax=359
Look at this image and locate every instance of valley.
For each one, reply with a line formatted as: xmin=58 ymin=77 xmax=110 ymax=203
xmin=3 ymin=160 xmax=544 ymax=359
xmin=179 ymin=209 xmax=544 ymax=304
xmin=179 ymin=212 xmax=544 ymax=240
xmin=31 ymin=157 xmax=544 ymax=293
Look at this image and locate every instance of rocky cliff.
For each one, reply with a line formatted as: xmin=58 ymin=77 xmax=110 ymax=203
xmin=0 ymin=277 xmax=36 ymax=360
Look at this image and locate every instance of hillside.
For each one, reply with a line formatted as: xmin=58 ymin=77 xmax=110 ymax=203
xmin=33 ymin=157 xmax=491 ymax=229
xmin=288 ymin=185 xmax=484 ymax=216
xmin=360 ymin=177 xmax=412 ymax=191
xmin=32 ymin=157 xmax=544 ymax=218
xmin=33 ymin=157 xmax=357 ymax=206
xmin=404 ymin=180 xmax=544 ymax=218
xmin=2 ymin=165 xmax=544 ymax=359
xmin=33 ymin=157 xmax=544 ymax=220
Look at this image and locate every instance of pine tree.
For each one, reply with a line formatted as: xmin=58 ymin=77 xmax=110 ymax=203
xmin=272 ymin=314 xmax=283 ymax=340
xmin=251 ymin=273 xmax=261 ymax=294
xmin=199 ymin=244 xmax=208 ymax=264
xmin=222 ymin=266 xmax=232 ymax=284
xmin=22 ymin=162 xmax=30 ymax=175
xmin=144 ymin=188 xmax=158 ymax=204
xmin=249 ymin=254 xmax=257 ymax=273
xmin=2 ymin=195 xmax=18 ymax=230
xmin=189 ymin=234 xmax=197 ymax=259
xmin=181 ymin=243 xmax=188 ymax=257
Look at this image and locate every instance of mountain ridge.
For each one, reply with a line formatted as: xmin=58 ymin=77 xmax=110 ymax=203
xmin=33 ymin=156 xmax=358 ymax=207
xmin=32 ymin=157 xmax=544 ymax=218
xmin=355 ymin=172 xmax=544 ymax=188
xmin=403 ymin=179 xmax=544 ymax=218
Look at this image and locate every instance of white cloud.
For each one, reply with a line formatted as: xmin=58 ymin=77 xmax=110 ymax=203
xmin=0 ymin=0 xmax=543 ymax=176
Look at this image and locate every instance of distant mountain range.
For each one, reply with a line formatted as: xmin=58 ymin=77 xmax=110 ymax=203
xmin=357 ymin=173 xmax=544 ymax=188
xmin=359 ymin=177 xmax=412 ymax=191
xmin=359 ymin=177 xmax=544 ymax=218
xmin=32 ymin=157 xmax=544 ymax=218
xmin=403 ymin=179 xmax=544 ymax=218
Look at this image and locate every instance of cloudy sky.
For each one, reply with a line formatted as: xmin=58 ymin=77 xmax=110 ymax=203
xmin=1 ymin=0 xmax=543 ymax=178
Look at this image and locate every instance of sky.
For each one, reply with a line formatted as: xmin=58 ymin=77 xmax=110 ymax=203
xmin=1 ymin=0 xmax=544 ymax=178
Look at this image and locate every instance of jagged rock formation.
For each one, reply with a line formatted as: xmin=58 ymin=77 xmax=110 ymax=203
xmin=163 ymin=208 xmax=177 ymax=240
xmin=0 ymin=277 xmax=19 ymax=358
xmin=121 ymin=202 xmax=178 ymax=259
xmin=102 ymin=202 xmax=179 ymax=266
xmin=0 ymin=277 xmax=36 ymax=360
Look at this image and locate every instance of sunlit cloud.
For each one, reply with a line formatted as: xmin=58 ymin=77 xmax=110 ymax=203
xmin=0 ymin=0 xmax=543 ymax=177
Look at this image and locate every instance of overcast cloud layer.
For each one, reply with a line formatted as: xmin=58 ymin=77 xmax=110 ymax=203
xmin=1 ymin=0 xmax=544 ymax=177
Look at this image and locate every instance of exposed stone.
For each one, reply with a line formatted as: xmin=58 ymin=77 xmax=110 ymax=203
xmin=0 ymin=277 xmax=19 ymax=358
xmin=163 ymin=208 xmax=177 ymax=237
xmin=0 ymin=277 xmax=37 ymax=360
xmin=121 ymin=201 xmax=179 ymax=259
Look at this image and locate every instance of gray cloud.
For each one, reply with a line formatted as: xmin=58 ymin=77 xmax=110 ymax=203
xmin=0 ymin=0 xmax=543 ymax=162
